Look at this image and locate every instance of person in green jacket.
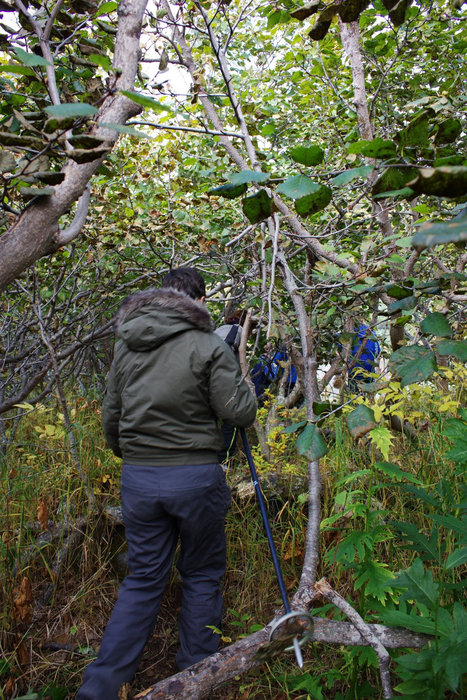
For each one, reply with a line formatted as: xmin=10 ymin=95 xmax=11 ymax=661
xmin=76 ymin=267 xmax=257 ymax=700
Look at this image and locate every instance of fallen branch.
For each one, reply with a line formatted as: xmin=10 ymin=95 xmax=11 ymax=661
xmin=315 ymin=578 xmax=393 ymax=698
xmin=135 ymin=591 xmax=429 ymax=700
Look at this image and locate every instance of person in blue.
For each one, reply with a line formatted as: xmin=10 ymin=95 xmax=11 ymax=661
xmin=251 ymin=347 xmax=297 ymax=400
xmin=347 ymin=324 xmax=381 ymax=388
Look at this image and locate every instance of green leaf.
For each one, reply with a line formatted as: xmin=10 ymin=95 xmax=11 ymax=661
xmin=348 ymin=138 xmax=397 ymax=160
xmin=44 ymin=103 xmax=98 ymax=118
xmin=95 ymin=1 xmax=118 ymax=16
xmin=282 ymin=420 xmax=308 ymax=434
xmin=420 ymin=312 xmax=453 ymax=337
xmin=374 ymin=461 xmax=423 ymax=485
xmin=407 ymin=166 xmax=467 ymax=198
xmin=332 ymin=165 xmax=374 ymax=186
xmin=290 ymin=145 xmax=324 ymax=167
xmin=208 ymin=183 xmax=248 ymax=199
xmin=295 ymin=423 xmax=328 ymax=460
xmin=242 ymin=189 xmax=273 ymax=224
xmin=267 ymin=9 xmax=291 ymax=28
xmin=386 ymin=282 xmax=414 ymax=299
xmin=383 ymin=610 xmax=436 ymax=636
xmin=0 ymin=63 xmax=35 ymax=76
xmin=386 ymin=295 xmax=416 ymax=313
xmin=277 ymin=175 xmax=319 ymax=200
xmin=388 ymin=346 xmax=437 ymax=388
xmin=346 ymin=404 xmax=376 ymax=439
xmin=230 ymin=170 xmax=270 ymax=185
xmin=354 ymin=560 xmax=394 ymax=603
xmin=14 ymin=47 xmax=50 ymax=67
xmin=412 ymin=218 xmax=467 ymax=250
xmin=435 ymin=117 xmax=462 ymax=145
xmin=373 ymin=186 xmax=415 ymax=200
xmin=397 ymin=112 xmax=431 ymax=148
xmin=445 ymin=546 xmax=467 ymax=570
xmin=392 ymin=558 xmax=440 ymax=611
xmin=372 ymin=167 xmax=417 ymax=197
xmin=88 ymin=53 xmax=112 ymax=71
xmin=119 ymin=90 xmax=173 ymax=113
xmin=437 ymin=340 xmax=467 ymax=362
xmin=295 ymin=185 xmax=332 ymax=215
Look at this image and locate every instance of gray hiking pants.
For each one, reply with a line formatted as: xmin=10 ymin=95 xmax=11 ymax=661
xmin=76 ymin=462 xmax=231 ymax=700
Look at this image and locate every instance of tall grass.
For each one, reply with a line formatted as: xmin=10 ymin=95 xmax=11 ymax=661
xmin=0 ymin=373 xmax=465 ymax=699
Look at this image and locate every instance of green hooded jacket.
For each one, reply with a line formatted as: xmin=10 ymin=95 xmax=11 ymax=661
xmin=102 ymin=288 xmax=257 ymax=466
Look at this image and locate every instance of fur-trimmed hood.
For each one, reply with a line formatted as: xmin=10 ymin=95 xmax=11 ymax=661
xmin=114 ymin=288 xmax=213 ymax=352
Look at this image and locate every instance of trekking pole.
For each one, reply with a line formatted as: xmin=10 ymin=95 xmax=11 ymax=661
xmin=239 ymin=427 xmax=311 ymax=668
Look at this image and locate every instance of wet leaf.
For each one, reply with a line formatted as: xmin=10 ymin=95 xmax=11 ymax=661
xmin=347 ymin=405 xmax=376 ymax=439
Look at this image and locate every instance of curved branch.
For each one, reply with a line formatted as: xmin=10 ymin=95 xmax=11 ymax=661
xmin=55 ymin=184 xmax=91 ymax=246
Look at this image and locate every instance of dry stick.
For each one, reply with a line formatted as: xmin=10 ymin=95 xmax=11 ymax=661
xmin=315 ymin=579 xmax=393 ymax=699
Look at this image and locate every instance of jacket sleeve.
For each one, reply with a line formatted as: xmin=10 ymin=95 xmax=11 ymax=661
xmin=208 ymin=341 xmax=257 ymax=427
xmin=101 ymin=361 xmax=122 ymax=457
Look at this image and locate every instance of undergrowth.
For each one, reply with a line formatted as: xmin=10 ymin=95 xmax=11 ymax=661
xmin=0 ymin=371 xmax=466 ymax=699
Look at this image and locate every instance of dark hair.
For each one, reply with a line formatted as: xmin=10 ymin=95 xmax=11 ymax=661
xmin=161 ymin=267 xmax=206 ymax=300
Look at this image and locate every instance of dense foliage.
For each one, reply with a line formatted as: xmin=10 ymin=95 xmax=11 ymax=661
xmin=0 ymin=0 xmax=466 ymax=698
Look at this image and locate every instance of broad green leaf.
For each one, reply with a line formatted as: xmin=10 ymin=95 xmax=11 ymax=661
xmin=208 ymin=183 xmax=247 ymax=199
xmin=277 ymin=175 xmax=319 ymax=200
xmin=386 ymin=282 xmax=414 ymax=299
xmin=230 ymin=170 xmax=269 ymax=185
xmin=0 ymin=63 xmax=35 ymax=76
xmin=437 ymin=340 xmax=467 ymax=362
xmin=119 ymin=90 xmax=173 ymax=113
xmin=242 ymin=189 xmax=273 ymax=224
xmin=384 ymin=610 xmax=436 ymax=636
xmin=267 ymin=9 xmax=290 ymax=28
xmin=407 ymin=166 xmax=467 ymax=198
xmin=348 ymin=138 xmax=397 ymax=160
xmin=388 ymin=346 xmax=437 ymax=388
xmin=88 ymin=54 xmax=112 ymax=71
xmin=435 ymin=117 xmax=462 ymax=145
xmin=437 ymin=639 xmax=467 ymax=691
xmin=372 ymin=167 xmax=417 ymax=197
xmin=282 ymin=420 xmax=307 ymax=434
xmin=346 ymin=405 xmax=376 ymax=439
xmin=412 ymin=220 xmax=467 ymax=250
xmin=392 ymin=558 xmax=439 ymax=610
xmin=290 ymin=145 xmax=324 ymax=167
xmin=44 ymin=103 xmax=98 ymax=118
xmin=295 ymin=185 xmax=332 ymax=215
xmin=374 ymin=461 xmax=423 ymax=485
xmin=445 ymin=546 xmax=467 ymax=570
xmin=386 ymin=295 xmax=416 ymax=313
xmin=420 ymin=312 xmax=453 ymax=337
xmin=397 ymin=112 xmax=431 ymax=148
xmin=14 ymin=47 xmax=50 ymax=67
xmin=95 ymin=1 xmax=118 ymax=16
xmin=295 ymin=423 xmax=328 ymax=460
xmin=332 ymin=165 xmax=374 ymax=186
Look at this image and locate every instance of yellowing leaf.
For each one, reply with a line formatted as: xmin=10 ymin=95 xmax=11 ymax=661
xmin=373 ymin=405 xmax=384 ymax=422
xmin=369 ymin=426 xmax=394 ymax=461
